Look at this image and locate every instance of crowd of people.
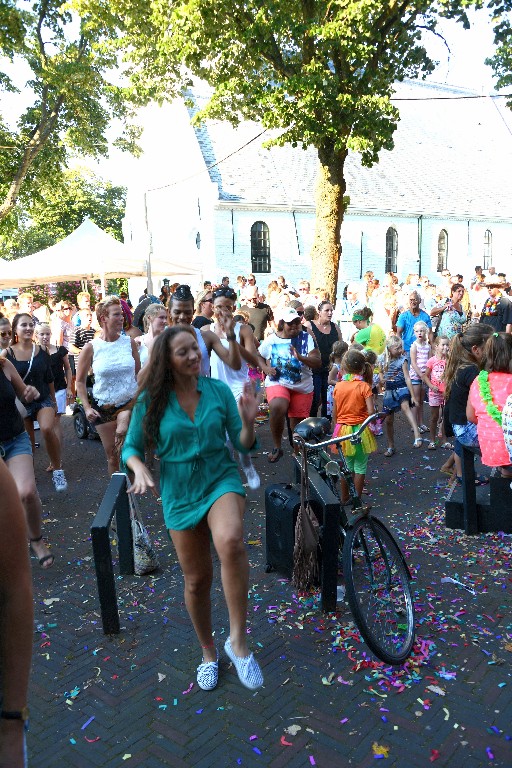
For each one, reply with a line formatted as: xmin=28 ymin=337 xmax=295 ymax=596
xmin=1 ymin=264 xmax=511 ymax=737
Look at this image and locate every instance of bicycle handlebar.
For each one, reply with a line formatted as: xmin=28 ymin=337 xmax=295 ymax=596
xmin=293 ymin=412 xmax=386 ymax=452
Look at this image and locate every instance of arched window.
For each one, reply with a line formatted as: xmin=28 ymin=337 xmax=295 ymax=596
xmin=251 ymin=221 xmax=271 ymax=273
xmin=385 ymin=227 xmax=398 ymax=273
xmin=483 ymin=229 xmax=492 ymax=269
xmin=437 ymin=229 xmax=448 ymax=272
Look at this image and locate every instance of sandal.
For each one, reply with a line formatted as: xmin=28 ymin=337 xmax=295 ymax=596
xmin=29 ymin=536 xmax=55 ymax=569
xmin=455 ymin=475 xmax=489 ymax=486
xmin=267 ymin=447 xmax=283 ymax=464
xmin=441 ymin=442 xmax=453 ymax=450
xmin=383 ymin=447 xmax=395 ymax=457
xmin=197 ymin=649 xmax=219 ymax=691
xmin=427 ymin=441 xmax=437 ymax=450
xmin=418 ymin=425 xmax=429 ymax=434
xmin=224 ymin=637 xmax=263 ymax=690
xmin=413 ymin=438 xmax=423 ymax=448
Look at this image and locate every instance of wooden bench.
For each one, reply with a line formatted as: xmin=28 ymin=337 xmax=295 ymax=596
xmin=445 ymin=445 xmax=512 ymax=534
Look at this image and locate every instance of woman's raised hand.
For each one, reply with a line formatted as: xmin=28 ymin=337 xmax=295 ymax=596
xmin=238 ymin=380 xmax=259 ymax=424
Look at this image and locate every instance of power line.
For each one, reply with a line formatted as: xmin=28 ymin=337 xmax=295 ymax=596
xmin=391 ymin=92 xmax=512 ymax=101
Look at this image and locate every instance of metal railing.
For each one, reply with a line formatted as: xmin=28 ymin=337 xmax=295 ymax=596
xmin=91 ymin=473 xmax=134 ymax=634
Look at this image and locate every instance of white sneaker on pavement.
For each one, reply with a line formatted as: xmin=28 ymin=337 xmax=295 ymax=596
xmin=52 ymin=469 xmax=68 ymax=493
xmin=243 ymin=464 xmax=260 ymax=490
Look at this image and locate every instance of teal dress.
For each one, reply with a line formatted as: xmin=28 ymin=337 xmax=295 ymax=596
xmin=122 ymin=377 xmax=255 ymax=530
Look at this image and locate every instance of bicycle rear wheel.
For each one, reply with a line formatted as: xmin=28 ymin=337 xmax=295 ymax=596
xmin=343 ymin=516 xmax=415 ymax=665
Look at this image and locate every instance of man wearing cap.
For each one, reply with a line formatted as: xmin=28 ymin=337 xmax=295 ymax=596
xmin=240 ymin=287 xmax=274 ymax=341
xmin=256 ymin=307 xmax=321 ymax=463
xmin=479 ymin=277 xmax=512 ymax=333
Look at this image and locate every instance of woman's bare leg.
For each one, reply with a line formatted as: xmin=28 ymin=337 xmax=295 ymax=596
xmin=208 ymin=493 xmax=249 ymax=658
xmin=37 ymin=407 xmax=62 ymax=469
xmin=6 ymin=454 xmax=52 ymax=566
xmin=169 ymin=520 xmax=215 ymax=661
xmin=95 ymin=420 xmax=119 ymax=475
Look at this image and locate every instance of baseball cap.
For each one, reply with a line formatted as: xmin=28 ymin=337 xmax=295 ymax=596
xmin=280 ymin=307 xmax=301 ymax=323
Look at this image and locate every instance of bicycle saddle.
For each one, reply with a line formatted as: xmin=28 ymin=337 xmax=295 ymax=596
xmin=293 ymin=417 xmax=331 ymax=441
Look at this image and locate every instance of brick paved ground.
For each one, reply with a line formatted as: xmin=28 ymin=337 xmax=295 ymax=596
xmin=27 ymin=409 xmax=511 ymax=767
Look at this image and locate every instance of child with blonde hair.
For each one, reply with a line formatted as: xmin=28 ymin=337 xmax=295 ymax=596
xmin=380 ymin=335 xmax=421 ymax=456
xmin=326 ymin=339 xmax=349 ymax=417
xmin=409 ymin=320 xmax=430 ymax=434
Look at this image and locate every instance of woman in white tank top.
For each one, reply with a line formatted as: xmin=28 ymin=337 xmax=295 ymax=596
xmin=76 ymin=297 xmax=140 ymax=475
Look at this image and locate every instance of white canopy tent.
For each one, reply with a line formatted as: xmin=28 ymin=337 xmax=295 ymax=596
xmin=0 ymin=218 xmax=202 ymax=293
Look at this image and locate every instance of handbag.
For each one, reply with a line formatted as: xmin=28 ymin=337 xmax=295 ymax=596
xmin=14 ymin=343 xmax=35 ymax=419
xmin=127 ymin=483 xmax=160 ymax=575
xmin=292 ymin=447 xmax=320 ymax=590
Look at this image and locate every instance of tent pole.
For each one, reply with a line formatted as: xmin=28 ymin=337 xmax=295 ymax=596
xmin=144 ymin=191 xmax=153 ymax=295
xmin=101 ymin=274 xmax=105 ymax=299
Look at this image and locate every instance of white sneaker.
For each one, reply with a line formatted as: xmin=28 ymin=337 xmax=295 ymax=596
xmin=243 ymin=464 xmax=261 ymax=490
xmin=52 ymin=469 xmax=68 ymax=493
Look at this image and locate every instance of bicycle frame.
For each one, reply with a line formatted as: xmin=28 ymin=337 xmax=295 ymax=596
xmin=293 ymin=413 xmax=386 ymax=527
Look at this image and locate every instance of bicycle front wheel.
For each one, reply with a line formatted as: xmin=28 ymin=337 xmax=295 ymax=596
xmin=343 ymin=516 xmax=415 ymax=665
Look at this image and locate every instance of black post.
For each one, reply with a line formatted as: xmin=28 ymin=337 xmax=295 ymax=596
xmin=91 ymin=524 xmax=120 ymax=635
xmin=91 ymin=473 xmax=129 ymax=634
xmin=113 ymin=473 xmax=134 ymax=575
xmin=298 ymin=459 xmax=340 ymax=612
xmin=461 ymin=445 xmax=478 ymax=535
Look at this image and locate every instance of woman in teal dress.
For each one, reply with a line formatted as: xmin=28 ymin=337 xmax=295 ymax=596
xmin=122 ymin=325 xmax=263 ymax=692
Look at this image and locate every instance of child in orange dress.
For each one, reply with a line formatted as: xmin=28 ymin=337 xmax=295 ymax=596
xmin=331 ymin=348 xmax=376 ymax=503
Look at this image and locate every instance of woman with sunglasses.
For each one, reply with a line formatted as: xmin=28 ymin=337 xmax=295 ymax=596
xmin=256 ymin=306 xmax=321 ymax=462
xmin=192 ymin=290 xmax=215 ymax=329
xmin=7 ymin=314 xmax=67 ymax=493
xmin=308 ymin=301 xmax=343 ymax=419
xmin=0 ymin=318 xmax=12 ymax=351
xmin=50 ymin=301 xmax=74 ymax=349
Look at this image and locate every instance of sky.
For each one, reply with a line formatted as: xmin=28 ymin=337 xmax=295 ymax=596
xmin=0 ymin=6 xmax=502 ymax=188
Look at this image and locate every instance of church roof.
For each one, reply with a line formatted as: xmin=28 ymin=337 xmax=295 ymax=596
xmin=188 ymin=81 xmax=512 ymax=219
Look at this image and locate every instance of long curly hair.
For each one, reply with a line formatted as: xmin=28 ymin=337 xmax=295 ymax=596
xmin=443 ymin=324 xmax=493 ymax=399
xmin=136 ymin=325 xmax=197 ymax=453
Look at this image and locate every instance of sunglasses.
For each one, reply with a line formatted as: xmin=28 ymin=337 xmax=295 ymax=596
xmin=59 ymin=306 xmax=71 ymax=311
xmin=0 ymin=331 xmax=11 ymax=337
xmin=296 ymin=311 xmax=304 ymax=316
xmin=202 ymin=299 xmax=214 ymax=304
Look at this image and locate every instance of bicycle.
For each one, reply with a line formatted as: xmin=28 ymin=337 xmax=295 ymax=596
xmin=293 ymin=413 xmax=416 ymax=665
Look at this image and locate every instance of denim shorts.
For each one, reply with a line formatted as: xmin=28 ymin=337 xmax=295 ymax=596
xmin=453 ymin=422 xmax=479 ymax=456
xmin=383 ymin=386 xmax=411 ymax=413
xmin=0 ymin=430 xmax=33 ymax=461
xmin=24 ymin=395 xmax=56 ymax=419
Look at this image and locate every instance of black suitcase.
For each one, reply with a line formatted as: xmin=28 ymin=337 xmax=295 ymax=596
xmin=265 ymin=483 xmax=301 ymax=578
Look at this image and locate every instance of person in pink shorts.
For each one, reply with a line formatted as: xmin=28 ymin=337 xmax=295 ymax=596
xmin=467 ymin=333 xmax=512 ymax=478
xmin=423 ymin=336 xmax=450 ymax=449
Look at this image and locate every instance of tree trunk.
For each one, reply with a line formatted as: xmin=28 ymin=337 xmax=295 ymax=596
xmin=310 ymin=143 xmax=347 ymax=304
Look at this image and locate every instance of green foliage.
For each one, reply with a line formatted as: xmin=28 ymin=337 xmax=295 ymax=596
xmin=0 ymin=167 xmax=126 ymax=259
xmin=485 ymin=0 xmax=512 ymax=104
xmin=19 ymin=280 xmax=100 ymax=306
xmin=0 ymin=0 xmax=141 ymax=222
xmin=90 ymin=0 xmax=477 ymax=163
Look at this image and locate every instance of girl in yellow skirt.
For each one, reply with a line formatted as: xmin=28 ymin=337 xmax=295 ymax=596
xmin=331 ymin=348 xmax=376 ymax=503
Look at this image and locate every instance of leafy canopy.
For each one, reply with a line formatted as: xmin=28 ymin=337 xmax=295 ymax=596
xmin=0 ymin=167 xmax=126 ymax=259
xmin=0 ymin=0 xmax=141 ymax=221
xmin=82 ymin=0 xmax=479 ymax=165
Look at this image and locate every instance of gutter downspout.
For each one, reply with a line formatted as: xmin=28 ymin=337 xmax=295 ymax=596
xmin=417 ymin=215 xmax=423 ymax=277
xmin=359 ymin=231 xmax=363 ymax=279
xmin=292 ymin=210 xmax=301 ymax=256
